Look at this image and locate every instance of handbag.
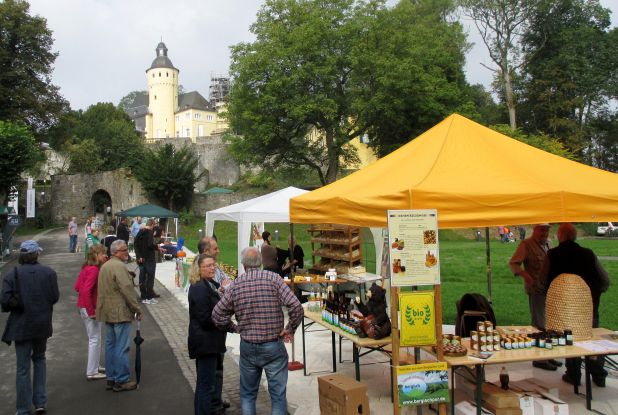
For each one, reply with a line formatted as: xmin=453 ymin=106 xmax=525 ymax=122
xmin=3 ymin=267 xmax=24 ymax=313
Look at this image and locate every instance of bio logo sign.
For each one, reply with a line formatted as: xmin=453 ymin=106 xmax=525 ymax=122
xmin=399 ymin=292 xmax=436 ymax=346
xmin=405 ymin=304 xmax=432 ymax=326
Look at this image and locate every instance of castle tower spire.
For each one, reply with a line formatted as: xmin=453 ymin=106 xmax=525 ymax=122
xmin=145 ymin=41 xmax=179 ymax=140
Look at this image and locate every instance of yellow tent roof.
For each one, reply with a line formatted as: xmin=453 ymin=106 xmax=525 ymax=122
xmin=290 ymin=114 xmax=618 ymax=229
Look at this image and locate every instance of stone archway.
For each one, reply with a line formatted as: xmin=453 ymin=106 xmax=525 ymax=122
xmin=91 ymin=189 xmax=112 ymax=224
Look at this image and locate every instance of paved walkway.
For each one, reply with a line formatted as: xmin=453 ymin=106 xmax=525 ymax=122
xmin=0 ymin=229 xmax=272 ymax=414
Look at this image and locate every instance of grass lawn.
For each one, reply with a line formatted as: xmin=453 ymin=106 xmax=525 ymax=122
xmin=181 ymin=217 xmax=618 ymax=330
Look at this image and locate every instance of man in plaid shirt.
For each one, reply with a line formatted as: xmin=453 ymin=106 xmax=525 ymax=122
xmin=213 ymin=246 xmax=303 ymax=415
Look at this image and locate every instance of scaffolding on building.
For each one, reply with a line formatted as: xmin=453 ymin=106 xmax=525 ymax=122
xmin=209 ymin=74 xmax=230 ymax=108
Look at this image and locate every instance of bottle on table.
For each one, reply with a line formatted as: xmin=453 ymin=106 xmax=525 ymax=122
xmin=500 ymin=366 xmax=509 ymax=390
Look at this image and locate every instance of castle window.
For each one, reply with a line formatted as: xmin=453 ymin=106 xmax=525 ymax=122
xmin=152 ymin=73 xmax=155 ymax=78
xmin=185 ymin=128 xmax=190 ymax=137
xmin=166 ymin=72 xmax=169 ymax=77
xmin=198 ymin=125 xmax=204 ymax=136
xmin=206 ymin=115 xmax=213 ymax=121
xmin=154 ymin=95 xmax=157 ymax=100
xmin=159 ymin=72 xmax=161 ymax=77
xmin=194 ymin=113 xmax=201 ymax=120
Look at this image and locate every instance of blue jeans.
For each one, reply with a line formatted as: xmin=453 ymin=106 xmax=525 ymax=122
xmin=239 ymin=339 xmax=288 ymax=415
xmin=195 ymin=353 xmax=224 ymax=414
xmin=105 ymin=322 xmax=132 ymax=384
xmin=69 ymin=235 xmax=77 ymax=253
xmin=15 ymin=338 xmax=47 ymax=415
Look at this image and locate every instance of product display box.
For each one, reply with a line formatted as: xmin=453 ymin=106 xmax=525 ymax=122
xmin=511 ymin=378 xmax=559 ymax=398
xmin=455 ymin=374 xmax=520 ymax=408
xmin=318 ymin=374 xmax=370 ymax=415
xmin=533 ymin=393 xmax=569 ymax=415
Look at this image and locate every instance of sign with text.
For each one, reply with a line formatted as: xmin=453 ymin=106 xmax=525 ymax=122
xmin=26 ymin=189 xmax=35 ymax=218
xmin=397 ymin=362 xmax=449 ymax=406
xmin=387 ymin=209 xmax=440 ymax=286
xmin=399 ymin=291 xmax=436 ymax=346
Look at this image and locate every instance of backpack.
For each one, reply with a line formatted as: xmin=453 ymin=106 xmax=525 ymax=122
xmin=455 ymin=293 xmax=497 ymax=337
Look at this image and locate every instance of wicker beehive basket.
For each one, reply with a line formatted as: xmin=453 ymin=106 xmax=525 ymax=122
xmin=545 ymin=273 xmax=593 ymax=340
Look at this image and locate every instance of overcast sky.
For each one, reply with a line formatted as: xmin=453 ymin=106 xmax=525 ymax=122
xmin=27 ymin=0 xmax=617 ymax=111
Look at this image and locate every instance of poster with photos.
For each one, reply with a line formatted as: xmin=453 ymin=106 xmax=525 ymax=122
xmin=387 ymin=210 xmax=440 ymax=286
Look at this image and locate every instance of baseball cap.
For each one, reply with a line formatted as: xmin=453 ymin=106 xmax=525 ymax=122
xmin=534 ymin=223 xmax=551 ymax=228
xmin=20 ymin=240 xmax=43 ymax=253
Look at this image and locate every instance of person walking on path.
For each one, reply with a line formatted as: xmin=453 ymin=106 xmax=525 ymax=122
xmin=1 ymin=240 xmax=59 ymax=415
xmin=96 ymin=240 xmax=142 ymax=392
xmin=134 ymin=220 xmax=162 ymax=305
xmin=68 ymin=217 xmax=78 ymax=253
xmin=188 ymin=254 xmax=228 ymax=415
xmin=74 ymin=244 xmax=108 ymax=381
xmin=213 ymin=246 xmax=303 ymax=415
xmin=542 ymin=223 xmax=610 ymax=387
xmin=509 ymin=223 xmax=559 ymax=371
xmin=84 ymin=228 xmax=101 ymax=260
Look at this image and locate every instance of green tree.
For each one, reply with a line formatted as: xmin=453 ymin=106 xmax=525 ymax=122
xmin=0 ymin=0 xmax=67 ymax=134
xmin=0 ymin=121 xmax=41 ymax=204
xmin=458 ymin=0 xmax=541 ymax=129
xmin=520 ymin=0 xmax=617 ymax=159
xmin=490 ymin=124 xmax=575 ymax=160
xmin=357 ymin=0 xmax=476 ymax=156
xmin=69 ymin=103 xmax=143 ymax=173
xmin=66 ymin=138 xmax=103 ymax=174
xmin=135 ymin=144 xmax=204 ymax=210
xmin=227 ymin=0 xmax=473 ymax=182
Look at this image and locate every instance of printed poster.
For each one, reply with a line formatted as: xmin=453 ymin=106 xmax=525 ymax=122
xmin=399 ymin=291 xmax=436 ymax=346
xmin=387 ymin=209 xmax=440 ymax=286
xmin=397 ymin=362 xmax=449 ymax=406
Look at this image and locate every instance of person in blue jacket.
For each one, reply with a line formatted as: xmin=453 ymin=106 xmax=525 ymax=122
xmin=1 ymin=240 xmax=59 ymax=415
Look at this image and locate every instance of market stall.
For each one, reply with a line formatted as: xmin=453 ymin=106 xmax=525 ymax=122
xmin=205 ymin=186 xmax=308 ymax=274
xmin=289 ymin=114 xmax=618 ymax=414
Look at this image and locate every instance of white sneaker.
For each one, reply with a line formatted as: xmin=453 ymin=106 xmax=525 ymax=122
xmin=87 ymin=373 xmax=107 ymax=380
xmin=141 ymin=299 xmax=152 ymax=304
xmin=149 ymin=298 xmax=158 ymax=304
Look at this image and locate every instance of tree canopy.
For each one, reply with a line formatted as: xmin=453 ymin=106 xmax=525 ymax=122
xmin=0 ymin=121 xmax=41 ymax=204
xmin=0 ymin=0 xmax=67 ymax=134
xmin=134 ymin=144 xmax=204 ymax=211
xmin=226 ymin=0 xmax=475 ymax=183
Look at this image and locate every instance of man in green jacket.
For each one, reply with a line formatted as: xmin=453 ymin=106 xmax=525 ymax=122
xmin=96 ymin=240 xmax=142 ymax=392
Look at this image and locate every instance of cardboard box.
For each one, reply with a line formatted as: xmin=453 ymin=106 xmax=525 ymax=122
xmin=533 ymin=393 xmax=568 ymax=415
xmin=455 ymin=401 xmax=495 ymax=415
xmin=483 ymin=400 xmax=523 ymax=415
xmin=511 ymin=378 xmax=559 ymax=397
xmin=455 ymin=375 xmax=520 ymax=409
xmin=318 ymin=374 xmax=370 ymax=415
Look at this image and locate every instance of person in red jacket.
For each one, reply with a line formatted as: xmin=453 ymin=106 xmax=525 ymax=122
xmin=74 ymin=244 xmax=108 ymax=380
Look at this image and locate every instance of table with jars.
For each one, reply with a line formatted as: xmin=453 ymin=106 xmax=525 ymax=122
xmin=433 ymin=321 xmax=618 ymax=415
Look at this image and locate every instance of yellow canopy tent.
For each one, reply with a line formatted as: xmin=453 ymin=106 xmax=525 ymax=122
xmin=290 ymin=114 xmax=618 ymax=228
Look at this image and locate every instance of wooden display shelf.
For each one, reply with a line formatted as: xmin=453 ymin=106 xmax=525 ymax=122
xmin=308 ymin=224 xmax=363 ymax=275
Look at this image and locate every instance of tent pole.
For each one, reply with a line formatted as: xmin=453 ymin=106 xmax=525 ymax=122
xmin=289 ymin=223 xmax=295 ymax=274
xmin=485 ymin=227 xmax=492 ymax=302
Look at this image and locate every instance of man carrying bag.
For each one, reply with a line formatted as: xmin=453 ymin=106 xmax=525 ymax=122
xmin=1 ymin=240 xmax=60 ymax=414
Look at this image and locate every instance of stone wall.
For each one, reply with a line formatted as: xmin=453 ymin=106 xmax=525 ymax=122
xmin=151 ymin=134 xmax=241 ymax=190
xmin=50 ymin=168 xmax=148 ymax=223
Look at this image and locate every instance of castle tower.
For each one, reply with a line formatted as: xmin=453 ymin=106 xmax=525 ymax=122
xmin=146 ymin=42 xmax=178 ymax=139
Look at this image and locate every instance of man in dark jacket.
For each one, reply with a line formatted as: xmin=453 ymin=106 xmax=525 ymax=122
xmin=543 ymin=223 xmax=610 ymax=387
xmin=1 ymin=240 xmax=59 ymax=415
xmin=134 ymin=219 xmax=161 ymax=304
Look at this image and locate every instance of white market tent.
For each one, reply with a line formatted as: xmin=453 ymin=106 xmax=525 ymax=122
xmin=205 ymin=186 xmax=309 ymax=274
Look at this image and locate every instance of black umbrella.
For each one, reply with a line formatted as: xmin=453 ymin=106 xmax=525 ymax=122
xmin=133 ymin=319 xmax=144 ymax=387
